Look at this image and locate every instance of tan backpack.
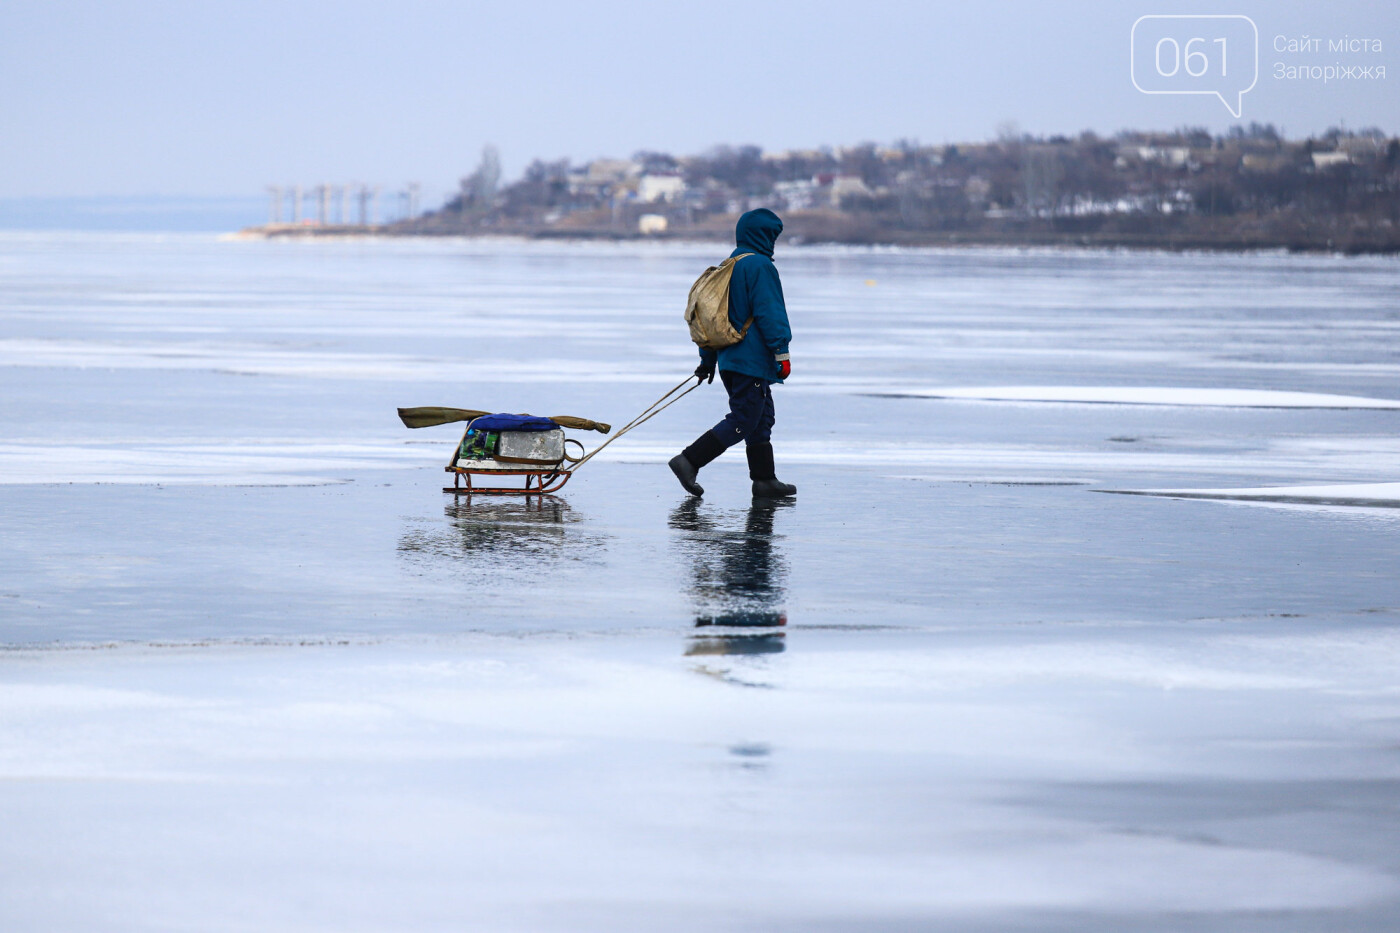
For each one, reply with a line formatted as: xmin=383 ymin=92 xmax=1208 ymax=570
xmin=684 ymin=253 xmax=754 ymax=350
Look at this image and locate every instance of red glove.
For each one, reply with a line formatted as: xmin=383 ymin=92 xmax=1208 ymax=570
xmin=777 ymin=358 xmax=791 ymax=380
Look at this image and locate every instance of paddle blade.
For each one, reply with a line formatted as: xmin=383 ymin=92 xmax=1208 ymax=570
xmin=397 ymin=407 xmax=488 ymax=429
xmin=399 ymin=407 xmax=611 ymax=433
xmin=549 ymin=416 xmax=612 ymax=434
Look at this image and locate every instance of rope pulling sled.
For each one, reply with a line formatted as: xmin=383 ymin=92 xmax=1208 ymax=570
xmin=398 ymin=375 xmax=700 ymax=496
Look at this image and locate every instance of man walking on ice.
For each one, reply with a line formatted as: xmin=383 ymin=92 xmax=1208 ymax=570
xmin=670 ymin=208 xmax=797 ymax=499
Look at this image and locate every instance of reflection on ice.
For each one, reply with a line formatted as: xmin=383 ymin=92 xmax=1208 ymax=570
xmin=727 ymin=742 xmax=773 ymax=772
xmin=689 ymin=609 xmax=787 ymax=657
xmin=686 ymin=634 xmax=786 ymax=657
xmin=670 ymin=499 xmax=791 ymax=660
xmin=398 ymin=496 xmax=604 ymax=566
xmin=669 ymin=499 xmax=791 ymax=605
xmin=695 ymin=609 xmax=785 ymax=627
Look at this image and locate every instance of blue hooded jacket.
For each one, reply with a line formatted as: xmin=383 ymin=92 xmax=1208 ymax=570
xmin=698 ymin=209 xmax=791 ymax=384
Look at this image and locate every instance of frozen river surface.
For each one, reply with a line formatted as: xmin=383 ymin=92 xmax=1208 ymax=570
xmin=2 ymin=233 xmax=1399 ymax=931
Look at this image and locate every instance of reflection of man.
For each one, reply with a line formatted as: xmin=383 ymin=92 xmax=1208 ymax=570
xmin=669 ymin=500 xmax=790 ymax=655
xmin=670 ymin=209 xmax=797 ymax=500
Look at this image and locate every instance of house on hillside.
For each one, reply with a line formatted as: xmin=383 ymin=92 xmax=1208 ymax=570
xmin=638 ymin=173 xmax=686 ymax=203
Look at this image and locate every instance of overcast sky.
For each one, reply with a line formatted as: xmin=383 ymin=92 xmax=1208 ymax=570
xmin=2 ymin=0 xmax=1396 ymax=198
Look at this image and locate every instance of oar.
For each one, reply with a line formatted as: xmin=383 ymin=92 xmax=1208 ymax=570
xmin=549 ymin=415 xmax=612 ymax=433
xmin=398 ymin=407 xmax=612 ymax=433
xmin=398 ymin=407 xmax=488 ymax=429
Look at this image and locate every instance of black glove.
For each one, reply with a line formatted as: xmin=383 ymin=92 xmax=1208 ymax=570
xmin=694 ymin=360 xmax=716 ymax=384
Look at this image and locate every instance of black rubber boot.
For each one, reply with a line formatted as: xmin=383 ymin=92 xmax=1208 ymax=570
xmin=670 ymin=430 xmax=727 ymax=497
xmin=746 ymin=442 xmax=796 ymax=498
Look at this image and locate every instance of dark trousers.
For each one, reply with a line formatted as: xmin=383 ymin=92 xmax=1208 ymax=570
xmin=711 ymin=371 xmax=775 ymax=449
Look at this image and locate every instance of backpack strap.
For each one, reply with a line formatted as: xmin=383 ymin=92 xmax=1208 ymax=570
xmin=730 ymin=253 xmax=755 ymax=337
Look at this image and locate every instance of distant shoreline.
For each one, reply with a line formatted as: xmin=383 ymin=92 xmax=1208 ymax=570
xmin=234 ymin=220 xmax=1400 ymax=256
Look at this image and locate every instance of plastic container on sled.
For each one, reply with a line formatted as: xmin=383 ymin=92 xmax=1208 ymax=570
xmin=445 ymin=420 xmax=583 ymax=495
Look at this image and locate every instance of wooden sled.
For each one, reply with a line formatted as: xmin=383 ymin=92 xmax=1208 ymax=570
xmin=404 ymin=375 xmax=700 ymax=499
xmin=444 ymin=461 xmax=573 ymax=496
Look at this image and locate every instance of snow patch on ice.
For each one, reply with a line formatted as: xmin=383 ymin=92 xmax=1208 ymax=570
xmin=1102 ymin=482 xmax=1400 ymax=508
xmin=2 ymin=632 xmax=1398 ymax=925
xmin=605 ymin=437 xmax=1400 ymax=484
xmin=0 ymin=440 xmax=439 ymax=485
xmin=873 ymin=386 xmax=1400 ymax=409
xmin=0 ymin=338 xmax=671 ymax=383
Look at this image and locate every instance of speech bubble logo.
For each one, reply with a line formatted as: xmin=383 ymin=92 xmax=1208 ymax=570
xmin=1131 ymin=15 xmax=1258 ymax=118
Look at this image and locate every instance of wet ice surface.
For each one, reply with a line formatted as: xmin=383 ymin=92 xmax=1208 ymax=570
xmin=2 ymin=233 xmax=1400 ymax=930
